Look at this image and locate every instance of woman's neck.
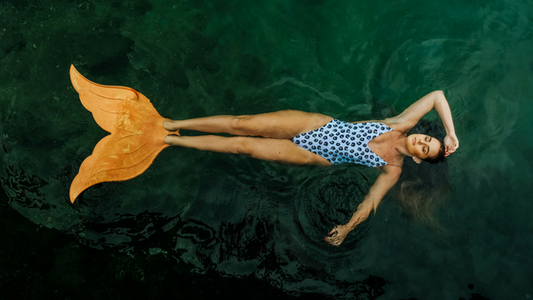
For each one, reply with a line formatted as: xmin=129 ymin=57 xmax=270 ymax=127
xmin=394 ymin=132 xmax=412 ymax=157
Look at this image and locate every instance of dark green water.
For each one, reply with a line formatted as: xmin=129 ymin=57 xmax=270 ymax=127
xmin=1 ymin=0 xmax=532 ymax=299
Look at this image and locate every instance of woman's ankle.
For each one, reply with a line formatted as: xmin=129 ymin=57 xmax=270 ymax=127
xmin=163 ymin=120 xmax=177 ymax=131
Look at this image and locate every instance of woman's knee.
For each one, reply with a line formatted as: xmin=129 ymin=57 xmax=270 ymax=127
xmin=229 ymin=115 xmax=253 ymax=133
xmin=230 ymin=137 xmax=254 ymax=155
xmin=230 ymin=110 xmax=304 ymax=134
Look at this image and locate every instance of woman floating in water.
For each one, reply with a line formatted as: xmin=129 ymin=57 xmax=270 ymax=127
xmin=69 ymin=65 xmax=458 ymax=247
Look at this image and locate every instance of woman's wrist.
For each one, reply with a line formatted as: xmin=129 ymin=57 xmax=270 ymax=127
xmin=446 ymin=131 xmax=457 ymax=138
xmin=346 ymin=222 xmax=357 ymax=231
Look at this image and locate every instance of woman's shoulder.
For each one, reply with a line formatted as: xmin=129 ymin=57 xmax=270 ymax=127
xmin=347 ymin=118 xmax=408 ymax=132
xmin=377 ymin=118 xmax=412 ymax=133
xmin=379 ymin=163 xmax=404 ymax=175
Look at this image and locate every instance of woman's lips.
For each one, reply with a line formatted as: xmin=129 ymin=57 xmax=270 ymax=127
xmin=413 ymin=137 xmax=416 ymax=145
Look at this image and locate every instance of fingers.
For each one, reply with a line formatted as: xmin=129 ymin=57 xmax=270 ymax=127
xmin=447 ymin=147 xmax=458 ymax=156
xmin=325 ymin=226 xmax=345 ymax=246
xmin=444 ymin=135 xmax=459 ymax=157
xmin=324 ymin=232 xmax=342 ymax=247
xmin=323 ymin=236 xmax=341 ymax=247
xmin=328 ymin=226 xmax=339 ymax=236
xmin=444 ymin=144 xmax=458 ymax=157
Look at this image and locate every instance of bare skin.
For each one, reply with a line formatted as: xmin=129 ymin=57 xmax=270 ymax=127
xmin=164 ymin=91 xmax=459 ymax=247
xmin=164 ymin=110 xmax=334 ymax=166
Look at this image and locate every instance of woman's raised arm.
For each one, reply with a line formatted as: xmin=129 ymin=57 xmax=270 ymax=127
xmin=324 ymin=165 xmax=402 ymax=246
xmin=387 ymin=90 xmax=458 ymax=156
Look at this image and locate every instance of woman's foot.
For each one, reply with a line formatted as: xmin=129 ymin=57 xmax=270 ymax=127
xmin=163 ymin=121 xmax=180 ymax=138
xmin=164 ymin=120 xmax=179 ymax=131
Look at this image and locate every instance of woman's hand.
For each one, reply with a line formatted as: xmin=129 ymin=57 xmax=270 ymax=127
xmin=324 ymin=224 xmax=351 ymax=247
xmin=444 ymin=134 xmax=459 ymax=157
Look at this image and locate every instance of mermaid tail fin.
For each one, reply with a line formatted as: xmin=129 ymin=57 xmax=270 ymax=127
xmin=69 ymin=65 xmax=178 ymax=203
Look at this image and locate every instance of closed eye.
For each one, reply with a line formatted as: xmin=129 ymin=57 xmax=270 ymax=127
xmin=425 ymin=137 xmax=431 ymax=154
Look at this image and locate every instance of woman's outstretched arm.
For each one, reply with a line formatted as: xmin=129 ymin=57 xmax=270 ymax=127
xmin=324 ymin=165 xmax=402 ymax=247
xmin=387 ymin=90 xmax=459 ymax=156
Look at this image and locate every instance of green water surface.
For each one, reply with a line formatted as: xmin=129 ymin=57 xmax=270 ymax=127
xmin=1 ymin=0 xmax=533 ymax=299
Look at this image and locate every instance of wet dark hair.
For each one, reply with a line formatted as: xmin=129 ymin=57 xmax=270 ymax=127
xmin=391 ymin=120 xmax=451 ymax=231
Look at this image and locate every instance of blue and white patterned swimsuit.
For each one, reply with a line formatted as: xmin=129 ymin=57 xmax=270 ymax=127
xmin=291 ymin=119 xmax=393 ymax=167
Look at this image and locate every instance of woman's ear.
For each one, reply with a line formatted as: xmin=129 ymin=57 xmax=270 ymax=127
xmin=412 ymin=156 xmax=422 ymax=164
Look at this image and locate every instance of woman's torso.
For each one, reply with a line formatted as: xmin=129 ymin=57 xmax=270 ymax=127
xmin=292 ymin=119 xmax=405 ymax=167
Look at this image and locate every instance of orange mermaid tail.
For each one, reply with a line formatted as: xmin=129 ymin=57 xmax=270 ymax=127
xmin=69 ymin=65 xmax=178 ymax=203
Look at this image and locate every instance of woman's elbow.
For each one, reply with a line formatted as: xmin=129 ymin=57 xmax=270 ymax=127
xmin=432 ymin=90 xmax=446 ymax=102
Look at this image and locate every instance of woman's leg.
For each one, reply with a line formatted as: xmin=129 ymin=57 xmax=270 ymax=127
xmin=164 ymin=135 xmax=332 ymax=166
xmin=164 ymin=110 xmax=333 ymax=139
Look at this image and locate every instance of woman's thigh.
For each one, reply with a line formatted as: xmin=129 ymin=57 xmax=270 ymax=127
xmin=238 ymin=136 xmax=332 ymax=166
xmin=234 ymin=110 xmax=333 ymax=139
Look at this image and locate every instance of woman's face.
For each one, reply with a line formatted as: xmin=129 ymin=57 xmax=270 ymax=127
xmin=406 ymin=134 xmax=441 ymax=159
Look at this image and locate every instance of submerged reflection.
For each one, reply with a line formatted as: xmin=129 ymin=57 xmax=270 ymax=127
xmin=3 ymin=154 xmax=381 ymax=297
